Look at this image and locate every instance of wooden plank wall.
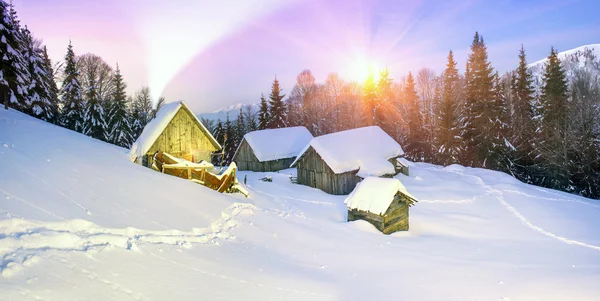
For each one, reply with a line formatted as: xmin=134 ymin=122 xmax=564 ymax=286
xmin=348 ymin=192 xmax=410 ymax=234
xmin=296 ymin=147 xmax=361 ymax=195
xmin=145 ymin=108 xmax=218 ymax=167
xmin=234 ymin=140 xmax=296 ymax=172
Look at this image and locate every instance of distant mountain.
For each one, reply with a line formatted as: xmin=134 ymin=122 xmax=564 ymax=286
xmin=197 ymin=103 xmax=259 ymax=122
xmin=527 ymin=44 xmax=600 ymax=87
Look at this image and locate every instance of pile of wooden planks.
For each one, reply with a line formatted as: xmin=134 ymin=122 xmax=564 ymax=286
xmin=153 ymin=151 xmax=248 ymax=197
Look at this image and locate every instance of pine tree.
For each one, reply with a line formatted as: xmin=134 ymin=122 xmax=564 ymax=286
xmin=568 ymin=70 xmax=600 ymax=198
xmin=463 ymin=32 xmax=500 ymax=168
xmin=404 ymin=72 xmax=427 ymax=161
xmin=235 ymin=107 xmax=246 ymax=145
xmin=537 ymin=47 xmax=571 ymax=190
xmin=509 ymin=45 xmax=537 ymax=179
xmin=59 ymin=40 xmax=84 ymax=132
xmin=489 ymin=71 xmax=511 ymax=172
xmin=0 ymin=0 xmax=29 ymax=110
xmin=107 ymin=64 xmax=133 ymax=147
xmin=83 ymin=72 xmax=107 ymax=141
xmin=41 ymin=46 xmax=60 ymax=123
xmin=246 ymin=109 xmax=258 ymax=132
xmin=258 ymin=93 xmax=269 ymax=130
xmin=267 ymin=77 xmax=286 ymax=128
xmin=21 ymin=27 xmax=55 ymax=121
xmin=223 ymin=114 xmax=236 ymax=164
xmin=436 ymin=50 xmax=462 ymax=165
xmin=212 ymin=119 xmax=225 ymax=166
xmin=129 ymin=95 xmax=144 ymax=140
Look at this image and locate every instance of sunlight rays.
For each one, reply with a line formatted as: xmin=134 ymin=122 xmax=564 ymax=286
xmin=124 ymin=0 xmax=298 ymax=103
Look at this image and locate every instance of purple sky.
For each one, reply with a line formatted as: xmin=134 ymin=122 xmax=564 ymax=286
xmin=15 ymin=0 xmax=600 ymax=113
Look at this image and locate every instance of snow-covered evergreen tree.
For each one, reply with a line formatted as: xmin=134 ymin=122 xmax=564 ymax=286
xmin=0 ymin=1 xmax=29 ymax=111
xmin=41 ymin=46 xmax=60 ymax=123
xmin=537 ymin=47 xmax=571 ymax=190
xmin=258 ymin=93 xmax=269 ymax=130
xmin=436 ymin=50 xmax=463 ymax=165
xmin=212 ymin=119 xmax=225 ymax=166
xmin=244 ymin=106 xmax=258 ymax=132
xmin=21 ymin=27 xmax=55 ymax=121
xmin=235 ymin=107 xmax=246 ymax=146
xmin=267 ymin=77 xmax=286 ymax=128
xmin=223 ymin=114 xmax=236 ymax=164
xmin=404 ymin=72 xmax=427 ymax=161
xmin=568 ymin=69 xmax=600 ymax=198
xmin=83 ymin=72 xmax=107 ymax=141
xmin=509 ymin=45 xmax=537 ymax=180
xmin=59 ymin=41 xmax=84 ymax=132
xmin=107 ymin=64 xmax=133 ymax=147
xmin=463 ymin=32 xmax=503 ymax=169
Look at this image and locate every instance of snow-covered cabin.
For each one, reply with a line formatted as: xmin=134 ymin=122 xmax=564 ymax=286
xmin=129 ymin=100 xmax=221 ymax=167
xmin=345 ymin=177 xmax=418 ymax=234
xmin=233 ymin=126 xmax=313 ymax=172
xmin=290 ymin=126 xmax=406 ymax=195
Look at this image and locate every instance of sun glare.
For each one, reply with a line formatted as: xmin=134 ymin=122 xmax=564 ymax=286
xmin=345 ymin=57 xmax=383 ymax=83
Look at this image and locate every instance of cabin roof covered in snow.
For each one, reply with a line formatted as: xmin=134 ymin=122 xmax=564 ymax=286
xmin=235 ymin=126 xmax=313 ymax=162
xmin=290 ymin=126 xmax=404 ymax=177
xmin=128 ymin=100 xmax=220 ymax=162
xmin=344 ymin=177 xmax=417 ymax=215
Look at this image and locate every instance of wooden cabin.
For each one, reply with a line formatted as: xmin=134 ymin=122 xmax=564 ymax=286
xmin=290 ymin=126 xmax=406 ymax=195
xmin=233 ymin=126 xmax=313 ymax=172
xmin=345 ymin=177 xmax=418 ymax=234
xmin=128 ymin=100 xmax=221 ymax=167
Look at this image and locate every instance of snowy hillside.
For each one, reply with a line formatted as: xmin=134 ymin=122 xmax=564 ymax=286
xmin=528 ymin=44 xmax=600 ymax=87
xmin=198 ymin=103 xmax=258 ymax=122
xmin=1 ymin=108 xmax=600 ymax=300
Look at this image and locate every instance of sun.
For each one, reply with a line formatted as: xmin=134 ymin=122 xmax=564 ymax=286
xmin=345 ymin=57 xmax=383 ymax=83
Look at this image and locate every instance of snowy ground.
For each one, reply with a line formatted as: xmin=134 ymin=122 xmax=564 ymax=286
xmin=1 ymin=108 xmax=600 ymax=300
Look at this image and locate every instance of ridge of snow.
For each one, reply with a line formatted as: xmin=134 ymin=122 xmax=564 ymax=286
xmin=236 ymin=126 xmax=313 ymax=162
xmin=344 ymin=177 xmax=416 ymax=215
xmin=291 ymin=126 xmax=404 ymax=177
xmin=528 ymin=44 xmax=600 ymax=68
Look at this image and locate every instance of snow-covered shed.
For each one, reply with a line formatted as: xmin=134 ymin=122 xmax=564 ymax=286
xmin=129 ymin=100 xmax=221 ymax=167
xmin=290 ymin=126 xmax=406 ymax=195
xmin=233 ymin=126 xmax=313 ymax=172
xmin=345 ymin=177 xmax=418 ymax=234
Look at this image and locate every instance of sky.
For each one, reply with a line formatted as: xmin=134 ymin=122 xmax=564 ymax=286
xmin=15 ymin=0 xmax=600 ymax=113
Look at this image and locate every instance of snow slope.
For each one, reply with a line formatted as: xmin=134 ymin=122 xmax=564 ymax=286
xmin=1 ymin=108 xmax=600 ymax=300
xmin=528 ymin=44 xmax=600 ymax=87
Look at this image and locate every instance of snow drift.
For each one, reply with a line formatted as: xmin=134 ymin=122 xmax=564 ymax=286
xmin=1 ymin=108 xmax=600 ymax=300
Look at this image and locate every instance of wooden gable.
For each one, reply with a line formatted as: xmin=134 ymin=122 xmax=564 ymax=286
xmin=145 ymin=106 xmax=218 ymax=166
xmin=296 ymin=146 xmax=362 ymax=195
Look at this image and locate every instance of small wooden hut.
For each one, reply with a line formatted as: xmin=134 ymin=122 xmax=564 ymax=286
xmin=290 ymin=126 xmax=406 ymax=195
xmin=345 ymin=177 xmax=418 ymax=234
xmin=233 ymin=126 xmax=313 ymax=172
xmin=128 ymin=100 xmax=221 ymax=167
